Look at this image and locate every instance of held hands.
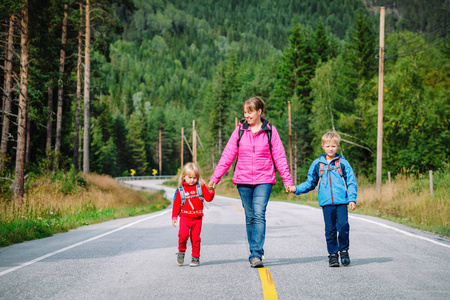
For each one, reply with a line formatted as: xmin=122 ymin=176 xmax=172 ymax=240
xmin=208 ymin=180 xmax=216 ymax=191
xmin=285 ymin=185 xmax=297 ymax=193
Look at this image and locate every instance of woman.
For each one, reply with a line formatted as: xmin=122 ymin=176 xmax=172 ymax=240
xmin=208 ymin=96 xmax=293 ymax=268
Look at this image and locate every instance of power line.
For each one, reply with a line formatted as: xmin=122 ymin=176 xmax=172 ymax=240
xmin=386 ymin=21 xmax=449 ymax=50
xmin=384 ymin=30 xmax=449 ymax=59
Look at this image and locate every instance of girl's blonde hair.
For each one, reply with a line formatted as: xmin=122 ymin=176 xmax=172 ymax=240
xmin=178 ymin=162 xmax=204 ymax=186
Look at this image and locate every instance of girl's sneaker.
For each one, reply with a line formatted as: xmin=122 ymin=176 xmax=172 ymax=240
xmin=176 ymin=252 xmax=185 ymax=266
xmin=340 ymin=251 xmax=350 ymax=266
xmin=190 ymin=257 xmax=200 ymax=267
xmin=328 ymin=254 xmax=340 ymax=267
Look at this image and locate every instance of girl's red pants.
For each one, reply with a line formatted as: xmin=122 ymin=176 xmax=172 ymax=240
xmin=178 ymin=217 xmax=202 ymax=258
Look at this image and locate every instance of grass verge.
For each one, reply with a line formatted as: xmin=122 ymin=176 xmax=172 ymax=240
xmin=0 ymin=172 xmax=170 ymax=247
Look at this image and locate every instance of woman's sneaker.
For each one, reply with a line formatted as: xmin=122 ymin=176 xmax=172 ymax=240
xmin=328 ymin=254 xmax=340 ymax=267
xmin=176 ymin=252 xmax=185 ymax=266
xmin=190 ymin=257 xmax=200 ymax=267
xmin=250 ymin=257 xmax=264 ymax=268
xmin=340 ymin=251 xmax=350 ymax=266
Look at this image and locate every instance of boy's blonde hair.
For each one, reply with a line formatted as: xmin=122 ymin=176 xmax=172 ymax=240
xmin=178 ymin=162 xmax=204 ymax=187
xmin=321 ymin=131 xmax=341 ymax=145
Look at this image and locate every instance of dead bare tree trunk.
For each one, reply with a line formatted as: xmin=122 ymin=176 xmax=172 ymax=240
xmin=54 ymin=4 xmax=68 ymax=169
xmin=74 ymin=3 xmax=83 ymax=170
xmin=45 ymin=84 xmax=53 ymax=162
xmin=0 ymin=14 xmax=15 ymax=171
xmin=83 ymin=0 xmax=91 ymax=174
xmin=14 ymin=2 xmax=29 ymax=203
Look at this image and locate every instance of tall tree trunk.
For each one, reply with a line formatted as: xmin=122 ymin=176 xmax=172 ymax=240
xmin=25 ymin=110 xmax=30 ymax=162
xmin=14 ymin=2 xmax=29 ymax=203
xmin=0 ymin=14 xmax=15 ymax=171
xmin=74 ymin=3 xmax=83 ymax=170
xmin=46 ymin=84 xmax=53 ymax=162
xmin=54 ymin=4 xmax=68 ymax=169
xmin=83 ymin=0 xmax=91 ymax=174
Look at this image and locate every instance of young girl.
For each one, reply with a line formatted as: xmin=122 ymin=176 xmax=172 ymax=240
xmin=172 ymin=163 xmax=215 ymax=267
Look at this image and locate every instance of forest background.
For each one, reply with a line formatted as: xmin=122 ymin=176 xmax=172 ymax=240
xmin=0 ymin=0 xmax=449 ymax=244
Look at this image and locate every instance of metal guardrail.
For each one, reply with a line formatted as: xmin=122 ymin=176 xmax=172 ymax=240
xmin=115 ymin=175 xmax=177 ymax=194
xmin=115 ymin=175 xmax=176 ymax=181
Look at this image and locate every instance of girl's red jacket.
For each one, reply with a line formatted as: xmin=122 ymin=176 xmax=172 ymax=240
xmin=172 ymin=182 xmax=215 ymax=220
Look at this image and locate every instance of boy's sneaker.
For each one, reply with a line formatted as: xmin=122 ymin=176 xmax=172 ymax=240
xmin=190 ymin=257 xmax=200 ymax=267
xmin=250 ymin=257 xmax=264 ymax=268
xmin=340 ymin=251 xmax=350 ymax=266
xmin=176 ymin=252 xmax=185 ymax=266
xmin=328 ymin=254 xmax=340 ymax=267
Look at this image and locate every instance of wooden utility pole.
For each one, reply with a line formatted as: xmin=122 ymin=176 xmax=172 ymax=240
xmin=288 ymin=101 xmax=293 ymax=173
xmin=181 ymin=127 xmax=184 ymax=169
xmin=74 ymin=3 xmax=83 ymax=170
xmin=159 ymin=127 xmax=162 ymax=175
xmin=376 ymin=7 xmax=385 ymax=195
xmin=193 ymin=120 xmax=197 ymax=163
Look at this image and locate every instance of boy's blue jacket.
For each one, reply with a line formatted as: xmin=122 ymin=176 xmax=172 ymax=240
xmin=294 ymin=153 xmax=357 ymax=206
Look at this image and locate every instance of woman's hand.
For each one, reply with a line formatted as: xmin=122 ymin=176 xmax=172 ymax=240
xmin=172 ymin=219 xmax=177 ymax=227
xmin=285 ymin=185 xmax=296 ymax=193
xmin=208 ymin=180 xmax=216 ymax=190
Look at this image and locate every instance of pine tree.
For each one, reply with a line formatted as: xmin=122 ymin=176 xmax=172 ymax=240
xmin=314 ymin=18 xmax=329 ymax=64
xmin=349 ymin=9 xmax=377 ymax=83
xmin=126 ymin=112 xmax=148 ymax=175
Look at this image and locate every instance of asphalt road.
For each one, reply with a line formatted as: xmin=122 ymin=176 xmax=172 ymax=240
xmin=1 ymin=179 xmax=449 ymax=300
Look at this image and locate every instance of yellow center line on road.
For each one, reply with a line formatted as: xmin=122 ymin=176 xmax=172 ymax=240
xmin=258 ymin=268 xmax=278 ymax=300
xmin=229 ymin=202 xmax=243 ymax=211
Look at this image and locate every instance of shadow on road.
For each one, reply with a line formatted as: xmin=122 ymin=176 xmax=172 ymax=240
xmin=350 ymin=257 xmax=393 ymax=266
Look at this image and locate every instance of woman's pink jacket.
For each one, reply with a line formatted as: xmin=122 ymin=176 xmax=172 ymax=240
xmin=210 ymin=118 xmax=294 ymax=186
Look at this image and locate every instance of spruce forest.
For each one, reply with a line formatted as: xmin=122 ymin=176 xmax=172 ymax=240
xmin=0 ymin=0 xmax=449 ymax=201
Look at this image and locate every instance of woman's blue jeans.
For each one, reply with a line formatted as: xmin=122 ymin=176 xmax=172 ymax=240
xmin=237 ymin=184 xmax=272 ymax=262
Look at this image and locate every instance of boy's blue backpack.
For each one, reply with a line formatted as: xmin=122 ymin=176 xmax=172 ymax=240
xmin=318 ymin=158 xmax=347 ymax=190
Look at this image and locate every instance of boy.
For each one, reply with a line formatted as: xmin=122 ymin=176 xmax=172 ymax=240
xmin=288 ymin=131 xmax=357 ymax=267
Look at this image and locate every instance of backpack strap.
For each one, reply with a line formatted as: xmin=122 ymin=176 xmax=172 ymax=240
xmin=179 ymin=186 xmax=187 ymax=207
xmin=335 ymin=159 xmax=347 ymax=190
xmin=318 ymin=162 xmax=325 ymax=186
xmin=236 ymin=120 xmax=245 ymax=146
xmin=195 ymin=182 xmax=205 ymax=202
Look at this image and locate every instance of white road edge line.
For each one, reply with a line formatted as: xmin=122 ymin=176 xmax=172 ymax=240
xmin=349 ymin=214 xmax=450 ymax=249
xmin=0 ymin=210 xmax=170 ymax=277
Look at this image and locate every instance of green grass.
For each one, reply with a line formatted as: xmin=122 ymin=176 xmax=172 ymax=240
xmin=0 ymin=172 xmax=170 ymax=247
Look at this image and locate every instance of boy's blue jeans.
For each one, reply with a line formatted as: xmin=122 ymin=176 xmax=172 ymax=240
xmin=237 ymin=184 xmax=272 ymax=262
xmin=322 ymin=204 xmax=350 ymax=255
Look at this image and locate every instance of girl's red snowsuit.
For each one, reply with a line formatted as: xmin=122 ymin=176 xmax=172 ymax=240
xmin=172 ymin=182 xmax=214 ymax=258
